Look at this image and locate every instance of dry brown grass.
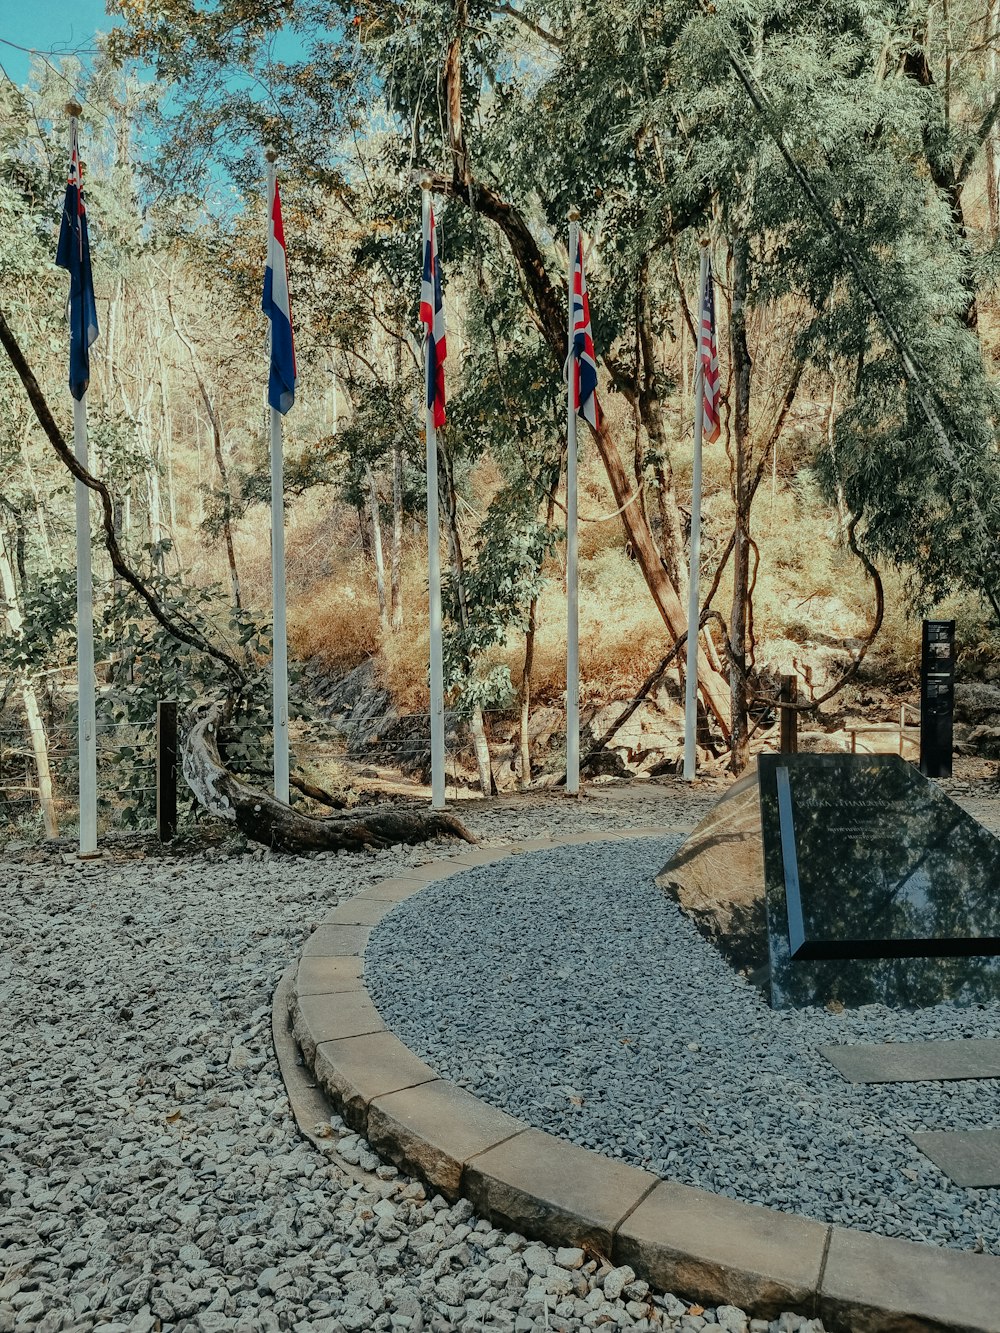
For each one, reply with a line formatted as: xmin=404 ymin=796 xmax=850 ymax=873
xmin=288 ymin=561 xmax=381 ymax=673
xmin=185 ymin=427 xmax=1000 ymax=715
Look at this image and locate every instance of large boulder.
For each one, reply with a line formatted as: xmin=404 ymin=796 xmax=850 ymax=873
xmin=953 ymin=682 xmax=1000 ymax=726
xmin=655 ymin=770 xmax=768 ymax=979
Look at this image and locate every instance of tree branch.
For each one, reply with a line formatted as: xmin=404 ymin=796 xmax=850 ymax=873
xmin=0 ymin=301 xmax=246 ymax=687
xmin=489 ymin=3 xmax=563 ymax=48
xmin=956 ymin=88 xmax=1000 ymax=189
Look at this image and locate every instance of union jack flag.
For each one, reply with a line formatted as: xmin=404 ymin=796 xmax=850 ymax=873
xmin=570 ymin=235 xmax=599 ymax=429
xmin=55 ymin=121 xmax=99 ymax=402
xmin=699 ymin=258 xmax=720 ymax=443
xmin=420 ymin=206 xmax=447 ymax=428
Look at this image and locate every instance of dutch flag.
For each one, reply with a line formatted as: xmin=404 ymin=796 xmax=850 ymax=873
xmin=262 ymin=174 xmax=296 ymax=415
xmin=420 ymin=206 xmax=447 ymax=429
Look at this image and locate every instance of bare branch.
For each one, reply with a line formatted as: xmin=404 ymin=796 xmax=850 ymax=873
xmin=489 ymin=3 xmax=563 ymax=49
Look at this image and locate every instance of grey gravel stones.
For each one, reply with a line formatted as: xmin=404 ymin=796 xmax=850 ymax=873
xmin=366 ymin=837 xmax=1000 ymax=1254
xmin=1 ymin=791 xmax=791 ymax=1332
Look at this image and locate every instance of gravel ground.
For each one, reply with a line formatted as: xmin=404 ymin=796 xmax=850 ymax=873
xmin=367 ymin=832 xmax=1000 ymax=1258
xmin=1 ymin=785 xmax=826 ymax=1333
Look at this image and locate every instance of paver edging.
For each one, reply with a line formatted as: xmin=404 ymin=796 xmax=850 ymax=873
xmin=283 ymin=829 xmax=1000 ymax=1333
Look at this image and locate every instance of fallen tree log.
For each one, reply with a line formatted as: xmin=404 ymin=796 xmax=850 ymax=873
xmin=182 ymin=705 xmax=476 ymax=853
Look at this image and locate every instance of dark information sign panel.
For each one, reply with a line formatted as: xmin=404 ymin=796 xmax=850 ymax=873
xmin=758 ymin=753 xmax=1000 ymax=1009
xmin=920 ymin=619 xmax=955 ymax=779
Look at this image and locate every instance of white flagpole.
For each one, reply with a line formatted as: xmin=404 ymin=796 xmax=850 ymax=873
xmin=74 ymin=396 xmax=98 ymax=853
xmin=422 ymin=179 xmax=446 ymax=810
xmin=67 ymin=101 xmax=98 ymax=855
xmin=683 ymin=242 xmax=711 ymax=782
xmin=266 ymin=150 xmax=290 ymax=805
xmin=566 ymin=208 xmax=580 ymax=796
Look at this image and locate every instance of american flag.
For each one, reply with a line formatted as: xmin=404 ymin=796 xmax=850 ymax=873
xmin=420 ymin=206 xmax=447 ymax=428
xmin=570 ymin=235 xmax=599 ymax=429
xmin=699 ymin=258 xmax=720 ymax=442
xmin=55 ymin=121 xmax=99 ymax=402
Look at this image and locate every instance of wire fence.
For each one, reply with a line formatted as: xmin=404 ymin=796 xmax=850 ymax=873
xmin=2 ymin=681 xmax=915 ymax=842
xmin=0 ymin=708 xmax=161 ymax=839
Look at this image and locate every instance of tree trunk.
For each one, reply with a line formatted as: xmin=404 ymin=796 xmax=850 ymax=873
xmin=439 ymin=447 xmax=494 ymax=795
xmin=519 ymin=597 xmax=537 ymax=788
xmin=20 ymin=428 xmax=54 ymax=570
xmin=0 ymin=535 xmax=57 ymax=838
xmin=182 ymin=703 xmax=474 ymax=851
xmin=593 ymin=413 xmax=731 ymax=736
xmin=470 ymin=704 xmax=493 ymax=797
xmin=653 ymin=459 xmax=685 ymax=594
xmin=729 ymin=235 xmax=754 ymax=774
xmin=366 ymin=464 xmax=389 ymax=633
xmin=391 ymin=436 xmax=404 ymax=631
xmin=166 ymin=291 xmax=242 ymax=606
xmin=519 ymin=477 xmax=558 ymax=788
xmin=391 ymin=332 xmax=404 ymax=632
xmin=989 ymin=0 xmax=1000 ymax=239
xmin=429 ymin=170 xmax=730 ymax=739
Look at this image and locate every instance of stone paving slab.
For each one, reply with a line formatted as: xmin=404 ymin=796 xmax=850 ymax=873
xmin=312 ymin=1032 xmax=439 ymax=1132
xmin=818 ymin=1226 xmax=1000 ymax=1332
xmin=285 ymin=831 xmax=1000 ymax=1333
xmin=613 ymin=1180 xmax=827 ymax=1319
xmin=294 ymin=956 xmax=364 ymax=997
xmin=405 ymin=859 xmax=475 ymax=882
xmin=325 ymin=897 xmax=396 ymax=927
xmin=446 ymin=847 xmax=511 ymax=866
xmin=506 ymin=837 xmax=555 ymax=854
xmin=292 ymin=992 xmax=385 ymax=1063
xmin=300 ymin=924 xmax=371 ymax=958
xmin=463 ymin=1126 xmax=657 ymax=1255
xmin=909 ymin=1129 xmax=1000 ymax=1187
xmin=819 ymin=1038 xmax=1000 ymax=1084
xmin=367 ymin=1080 xmax=526 ymax=1200
xmin=360 ymin=876 xmax=429 ymax=902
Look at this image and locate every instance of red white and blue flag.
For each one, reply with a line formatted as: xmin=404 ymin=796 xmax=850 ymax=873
xmin=420 ymin=207 xmax=447 ymax=429
xmin=699 ymin=258 xmax=720 ymax=443
xmin=570 ymin=235 xmax=599 ymax=430
xmin=262 ymin=174 xmax=297 ymax=415
xmin=55 ymin=121 xmax=99 ymax=402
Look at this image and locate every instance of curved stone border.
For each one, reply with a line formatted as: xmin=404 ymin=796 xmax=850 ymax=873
xmin=285 ymin=830 xmax=1000 ymax=1333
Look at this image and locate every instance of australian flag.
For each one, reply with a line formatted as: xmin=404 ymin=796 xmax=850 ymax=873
xmin=420 ymin=206 xmax=447 ymax=428
xmin=262 ymin=174 xmax=297 ymax=414
xmin=570 ymin=234 xmax=599 ymax=429
xmin=55 ymin=121 xmax=99 ymax=402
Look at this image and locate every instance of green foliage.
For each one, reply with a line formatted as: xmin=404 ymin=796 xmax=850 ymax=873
xmin=95 ymin=569 xmax=278 ymax=824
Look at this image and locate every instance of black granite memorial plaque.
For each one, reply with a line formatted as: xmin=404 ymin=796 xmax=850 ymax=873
xmin=758 ymin=754 xmax=1000 ymax=1009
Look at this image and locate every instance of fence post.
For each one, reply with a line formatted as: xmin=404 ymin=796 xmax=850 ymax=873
xmin=779 ymin=675 xmax=798 ymax=754
xmin=157 ymin=701 xmax=178 ymax=842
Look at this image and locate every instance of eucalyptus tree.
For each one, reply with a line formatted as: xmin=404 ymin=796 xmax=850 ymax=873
xmin=108 ymin=0 xmax=1000 ymax=774
xmin=108 ymin=0 xmax=736 ymax=741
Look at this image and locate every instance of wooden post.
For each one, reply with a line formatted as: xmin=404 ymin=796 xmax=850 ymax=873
xmin=779 ymin=674 xmax=798 ymax=754
xmin=157 ymin=701 xmax=178 ymax=842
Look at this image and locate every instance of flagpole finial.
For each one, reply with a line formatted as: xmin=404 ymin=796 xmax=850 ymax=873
xmin=265 ymin=146 xmax=278 ymax=163
xmin=420 ymin=175 xmax=433 ymax=191
xmin=568 ymin=206 xmax=580 ymax=221
xmin=66 ymin=99 xmax=83 ymax=118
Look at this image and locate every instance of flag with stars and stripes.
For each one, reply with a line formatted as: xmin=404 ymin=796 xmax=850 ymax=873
xmin=569 ymin=235 xmax=599 ymax=429
xmin=420 ymin=206 xmax=447 ymax=428
xmin=699 ymin=258 xmax=720 ymax=443
xmin=55 ymin=121 xmax=99 ymax=402
xmin=262 ymin=173 xmax=297 ymax=415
